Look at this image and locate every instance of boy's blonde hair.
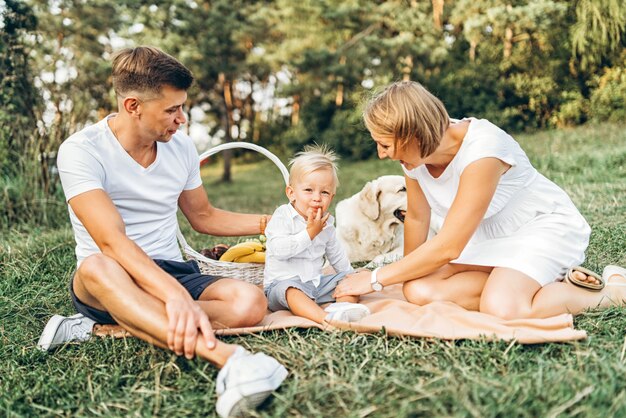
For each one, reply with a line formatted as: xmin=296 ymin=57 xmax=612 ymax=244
xmin=363 ymin=81 xmax=449 ymax=158
xmin=289 ymin=144 xmax=339 ymax=191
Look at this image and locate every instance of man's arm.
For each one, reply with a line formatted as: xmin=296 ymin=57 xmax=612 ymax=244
xmin=69 ymin=189 xmax=215 ymax=356
xmin=178 ymin=186 xmax=266 ymax=236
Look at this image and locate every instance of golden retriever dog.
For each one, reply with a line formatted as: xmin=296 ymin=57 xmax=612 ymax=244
xmin=335 ymin=175 xmax=408 ymax=263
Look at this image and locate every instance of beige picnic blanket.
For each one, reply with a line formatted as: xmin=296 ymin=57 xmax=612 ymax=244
xmin=218 ymin=284 xmax=586 ymax=344
xmin=97 ymin=284 xmax=586 ymax=344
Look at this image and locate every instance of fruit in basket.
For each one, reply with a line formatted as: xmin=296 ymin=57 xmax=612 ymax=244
xmin=200 ymin=244 xmax=230 ymax=260
xmin=234 ymin=251 xmax=266 ymax=263
xmin=219 ymin=240 xmax=265 ymax=263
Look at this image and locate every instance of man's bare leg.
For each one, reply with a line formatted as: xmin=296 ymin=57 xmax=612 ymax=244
xmin=196 ymin=279 xmax=267 ymax=329
xmin=74 ymin=254 xmax=235 ymax=367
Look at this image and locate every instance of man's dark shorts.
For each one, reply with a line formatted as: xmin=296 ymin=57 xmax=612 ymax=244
xmin=70 ymin=259 xmax=220 ymax=325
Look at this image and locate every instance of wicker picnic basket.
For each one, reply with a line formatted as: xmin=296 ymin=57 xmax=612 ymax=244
xmin=176 ymin=142 xmax=289 ymax=286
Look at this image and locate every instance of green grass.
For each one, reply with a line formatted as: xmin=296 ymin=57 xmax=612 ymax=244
xmin=1 ymin=122 xmax=625 ymax=417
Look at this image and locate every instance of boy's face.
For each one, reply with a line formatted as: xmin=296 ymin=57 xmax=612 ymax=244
xmin=286 ymin=168 xmax=336 ymax=218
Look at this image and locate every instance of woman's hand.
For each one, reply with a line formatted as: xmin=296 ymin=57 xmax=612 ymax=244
xmin=334 ymin=270 xmax=374 ymax=298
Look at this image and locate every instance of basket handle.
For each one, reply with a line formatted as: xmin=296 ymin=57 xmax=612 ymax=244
xmin=178 ymin=142 xmax=289 ymax=256
xmin=198 ymin=141 xmax=289 ymax=186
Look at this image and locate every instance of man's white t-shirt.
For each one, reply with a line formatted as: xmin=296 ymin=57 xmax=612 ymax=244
xmin=57 ymin=115 xmax=202 ymax=267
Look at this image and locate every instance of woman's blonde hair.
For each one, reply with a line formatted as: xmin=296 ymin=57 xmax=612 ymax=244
xmin=363 ymin=81 xmax=449 ymax=158
xmin=289 ymin=144 xmax=339 ymax=191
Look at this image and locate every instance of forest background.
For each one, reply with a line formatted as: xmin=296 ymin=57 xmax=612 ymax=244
xmin=1 ymin=0 xmax=625 ymax=230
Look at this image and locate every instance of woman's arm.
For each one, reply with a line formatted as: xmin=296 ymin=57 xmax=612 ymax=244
xmin=403 ymin=174 xmax=431 ymax=255
xmin=334 ymin=157 xmax=510 ymax=297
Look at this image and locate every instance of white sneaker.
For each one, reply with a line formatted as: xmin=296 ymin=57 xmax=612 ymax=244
xmin=215 ymin=346 xmax=288 ymax=417
xmin=324 ymin=302 xmax=371 ymax=322
xmin=37 ymin=314 xmax=96 ymax=351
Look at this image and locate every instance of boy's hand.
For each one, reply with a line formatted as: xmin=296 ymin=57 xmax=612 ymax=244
xmin=306 ymin=207 xmax=329 ymax=240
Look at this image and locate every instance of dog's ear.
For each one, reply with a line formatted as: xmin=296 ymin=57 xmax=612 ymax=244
xmin=358 ymin=181 xmax=381 ymax=220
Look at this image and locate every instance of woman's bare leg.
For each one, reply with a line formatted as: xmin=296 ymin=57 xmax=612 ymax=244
xmin=479 ymin=267 xmax=626 ymax=319
xmin=403 ymin=263 xmax=491 ymax=310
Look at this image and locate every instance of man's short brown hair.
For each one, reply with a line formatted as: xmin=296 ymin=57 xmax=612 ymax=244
xmin=363 ymin=81 xmax=450 ymax=158
xmin=111 ymin=46 xmax=193 ymax=98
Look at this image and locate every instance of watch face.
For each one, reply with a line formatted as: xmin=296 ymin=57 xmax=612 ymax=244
xmin=372 ymin=282 xmax=383 ymax=292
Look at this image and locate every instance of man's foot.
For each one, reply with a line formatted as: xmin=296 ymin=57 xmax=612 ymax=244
xmin=215 ymin=346 xmax=288 ymax=418
xmin=37 ymin=314 xmax=96 ymax=351
xmin=324 ymin=302 xmax=371 ymax=322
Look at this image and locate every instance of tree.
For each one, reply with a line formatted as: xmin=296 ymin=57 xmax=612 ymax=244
xmin=0 ymin=0 xmax=40 ymax=176
xmin=571 ymin=0 xmax=626 ymax=70
xmin=0 ymin=0 xmax=45 ymax=227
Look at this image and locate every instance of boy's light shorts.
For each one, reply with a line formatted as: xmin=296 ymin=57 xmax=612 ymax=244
xmin=265 ymin=271 xmax=349 ymax=312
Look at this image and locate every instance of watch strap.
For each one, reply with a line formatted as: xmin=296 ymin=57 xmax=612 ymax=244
xmin=371 ymin=267 xmax=383 ymax=291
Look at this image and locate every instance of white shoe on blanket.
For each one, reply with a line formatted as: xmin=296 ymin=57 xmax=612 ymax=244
xmin=324 ymin=302 xmax=370 ymax=322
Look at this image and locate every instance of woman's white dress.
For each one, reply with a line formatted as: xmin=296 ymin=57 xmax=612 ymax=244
xmin=402 ymin=118 xmax=590 ymax=286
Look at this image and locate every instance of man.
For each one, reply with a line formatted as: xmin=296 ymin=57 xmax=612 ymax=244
xmin=37 ymin=46 xmax=287 ymax=417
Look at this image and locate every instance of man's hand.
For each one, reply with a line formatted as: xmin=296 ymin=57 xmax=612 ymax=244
xmin=333 ymin=270 xmax=374 ymax=298
xmin=165 ymin=295 xmax=216 ymax=359
xmin=306 ymin=208 xmax=329 ymax=240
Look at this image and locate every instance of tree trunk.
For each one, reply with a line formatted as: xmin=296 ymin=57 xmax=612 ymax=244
xmin=403 ymin=55 xmax=413 ymax=81
xmin=218 ymin=73 xmax=234 ymax=182
xmin=504 ymin=26 xmax=513 ymax=59
xmin=335 ymin=83 xmax=344 ymax=107
xmin=469 ymin=40 xmax=477 ymax=62
xmin=432 ymin=0 xmax=444 ymax=29
xmin=292 ymin=95 xmax=300 ymax=126
xmin=503 ymin=5 xmax=513 ymax=59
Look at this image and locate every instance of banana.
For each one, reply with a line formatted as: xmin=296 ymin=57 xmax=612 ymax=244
xmin=234 ymin=251 xmax=266 ymax=264
xmin=219 ymin=239 xmax=266 ymax=262
xmin=219 ymin=242 xmax=256 ymax=262
xmin=242 ymin=239 xmax=264 ymax=251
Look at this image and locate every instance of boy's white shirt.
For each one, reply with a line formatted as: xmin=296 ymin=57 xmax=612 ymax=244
xmin=264 ymin=203 xmax=353 ymax=287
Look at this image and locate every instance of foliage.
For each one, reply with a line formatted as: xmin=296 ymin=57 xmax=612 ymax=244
xmin=2 ymin=0 xmax=626 ymax=228
xmin=0 ymin=0 xmax=39 ymax=174
xmin=0 ymin=0 xmax=68 ymax=229
xmin=571 ymin=0 xmax=626 ymax=70
xmin=589 ymin=57 xmax=626 ymax=122
xmin=2 ymin=123 xmax=625 ymax=417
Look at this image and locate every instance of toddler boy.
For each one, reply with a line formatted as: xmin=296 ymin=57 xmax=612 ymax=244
xmin=264 ymin=145 xmax=370 ymax=324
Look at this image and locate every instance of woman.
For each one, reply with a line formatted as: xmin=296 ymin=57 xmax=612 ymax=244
xmin=334 ymin=81 xmax=625 ymax=319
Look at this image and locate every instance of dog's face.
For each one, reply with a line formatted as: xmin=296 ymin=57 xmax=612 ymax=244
xmin=335 ymin=175 xmax=407 ymax=262
xmin=357 ymin=175 xmax=407 ymax=227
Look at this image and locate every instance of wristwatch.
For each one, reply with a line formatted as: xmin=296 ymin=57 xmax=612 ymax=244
xmin=370 ymin=267 xmax=384 ymax=292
